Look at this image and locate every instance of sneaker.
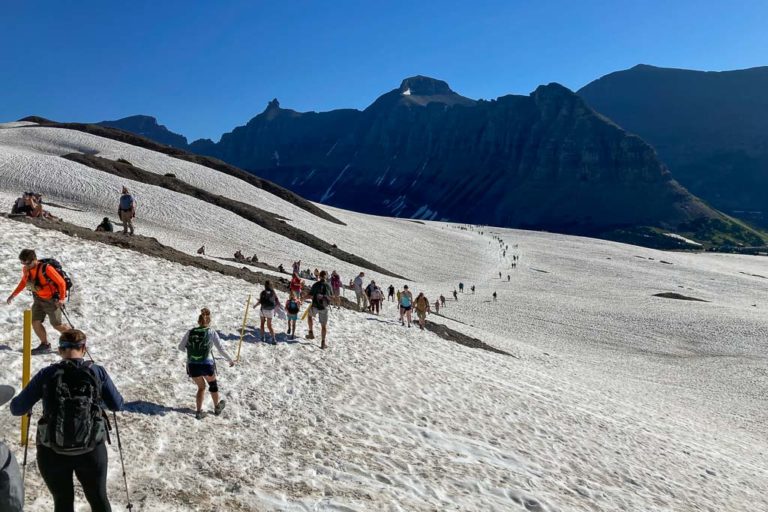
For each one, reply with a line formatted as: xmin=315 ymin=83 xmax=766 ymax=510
xmin=31 ymin=343 xmax=52 ymax=355
xmin=271 ymin=336 xmax=277 ymax=345
xmin=305 ymin=331 xmax=315 ymax=340
xmin=214 ymin=400 xmax=226 ymax=416
xmin=195 ymin=410 xmax=207 ymax=420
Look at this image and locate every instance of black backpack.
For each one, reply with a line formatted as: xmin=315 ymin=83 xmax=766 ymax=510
xmin=35 ymin=259 xmax=74 ymax=298
xmin=40 ymin=361 xmax=106 ymax=455
xmin=260 ymin=289 xmax=275 ymax=309
xmin=311 ymin=283 xmax=331 ymax=311
xmin=186 ymin=327 xmax=212 ymax=363
xmin=286 ymin=299 xmax=300 ymax=314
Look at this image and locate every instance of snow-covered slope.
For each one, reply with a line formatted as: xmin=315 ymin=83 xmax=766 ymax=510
xmin=0 ymin=123 xmax=766 ymax=511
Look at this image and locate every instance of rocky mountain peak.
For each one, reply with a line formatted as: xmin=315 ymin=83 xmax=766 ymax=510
xmin=398 ymin=76 xmax=454 ymax=96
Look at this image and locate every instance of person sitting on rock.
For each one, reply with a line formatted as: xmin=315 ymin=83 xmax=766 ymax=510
xmin=197 ymin=245 xmax=205 ymax=255
xmin=234 ymin=250 xmax=244 ymax=261
xmin=250 ymin=254 xmax=258 ymax=263
xmin=95 ymin=217 xmax=114 ymax=232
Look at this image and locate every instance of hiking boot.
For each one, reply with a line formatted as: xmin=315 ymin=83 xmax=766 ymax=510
xmin=31 ymin=343 xmax=52 ymax=355
xmin=271 ymin=336 xmax=277 ymax=345
xmin=260 ymin=335 xmax=266 ymax=343
xmin=320 ymin=341 xmax=327 ymax=350
xmin=195 ymin=410 xmax=207 ymax=420
xmin=214 ymin=400 xmax=226 ymax=416
xmin=305 ymin=331 xmax=315 ymax=340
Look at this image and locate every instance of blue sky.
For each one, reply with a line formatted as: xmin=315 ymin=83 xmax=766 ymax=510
xmin=2 ymin=0 xmax=766 ymax=141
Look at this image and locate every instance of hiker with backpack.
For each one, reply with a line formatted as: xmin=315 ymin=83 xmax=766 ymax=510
xmin=5 ymin=249 xmax=72 ymax=354
xmin=179 ymin=308 xmax=235 ymax=420
xmin=388 ymin=285 xmax=395 ymax=302
xmin=414 ymin=292 xmax=431 ymax=330
xmin=256 ymin=281 xmax=280 ymax=344
xmin=117 ymin=186 xmax=136 ymax=235
xmin=0 ymin=386 xmax=23 ymax=512
xmin=304 ymin=270 xmax=333 ymax=349
xmin=399 ymin=285 xmax=414 ymax=328
xmin=285 ymin=293 xmax=302 ymax=339
xmin=369 ymin=284 xmax=383 ymax=314
xmin=10 ymin=329 xmax=124 ymax=511
xmin=459 ymin=282 xmax=464 ymax=293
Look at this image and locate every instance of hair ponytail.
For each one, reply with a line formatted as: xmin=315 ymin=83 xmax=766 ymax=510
xmin=198 ymin=307 xmax=211 ymax=326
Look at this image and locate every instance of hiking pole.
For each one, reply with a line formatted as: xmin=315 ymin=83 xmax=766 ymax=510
xmin=112 ymin=411 xmax=134 ymax=510
xmin=60 ymin=305 xmax=95 ymax=361
xmin=236 ymin=294 xmax=252 ymax=362
xmin=22 ymin=412 xmax=31 ymax=485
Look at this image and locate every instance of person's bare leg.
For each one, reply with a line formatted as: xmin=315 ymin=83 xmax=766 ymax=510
xmin=320 ymin=323 xmax=327 ymax=349
xmin=307 ymin=316 xmax=314 ymax=337
xmin=32 ymin=320 xmax=48 ymax=344
xmin=260 ymin=317 xmax=266 ymax=339
xmin=194 ymin=377 xmax=206 ymax=411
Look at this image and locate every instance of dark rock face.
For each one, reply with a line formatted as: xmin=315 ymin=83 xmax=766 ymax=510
xmin=97 ymin=115 xmax=189 ymax=149
xmin=578 ymin=64 xmax=768 ymax=227
xmin=191 ymin=76 xmax=716 ymax=235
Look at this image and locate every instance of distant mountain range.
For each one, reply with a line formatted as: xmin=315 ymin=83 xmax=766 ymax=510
xmin=96 ymin=74 xmax=767 ymax=249
xmin=578 ymin=64 xmax=768 ymax=228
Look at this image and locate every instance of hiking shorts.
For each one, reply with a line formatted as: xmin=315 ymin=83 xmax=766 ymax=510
xmin=260 ymin=308 xmax=274 ymax=319
xmin=417 ymin=310 xmax=427 ymax=321
xmin=187 ymin=362 xmax=215 ymax=378
xmin=287 ymin=314 xmax=298 ymax=321
xmin=310 ymin=307 xmax=328 ymax=325
xmin=31 ymin=297 xmax=63 ymax=325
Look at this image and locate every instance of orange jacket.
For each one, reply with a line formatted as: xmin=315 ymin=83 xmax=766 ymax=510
xmin=11 ymin=263 xmax=67 ymax=301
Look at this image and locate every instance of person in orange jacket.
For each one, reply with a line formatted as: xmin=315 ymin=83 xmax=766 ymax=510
xmin=5 ymin=249 xmax=70 ymax=354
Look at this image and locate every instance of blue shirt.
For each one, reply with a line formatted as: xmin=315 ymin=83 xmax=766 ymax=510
xmin=9 ymin=358 xmax=124 ymax=416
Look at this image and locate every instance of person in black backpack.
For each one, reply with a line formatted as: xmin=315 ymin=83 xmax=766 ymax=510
xmin=304 ymin=270 xmax=333 ymax=349
xmin=284 ymin=292 xmax=302 ymax=340
xmin=255 ymin=281 xmax=280 ymax=344
xmin=10 ymin=329 xmax=123 ymax=512
xmin=178 ymin=308 xmax=235 ymax=420
xmin=0 ymin=385 xmax=24 ymax=512
xmin=5 ymin=249 xmax=72 ymax=354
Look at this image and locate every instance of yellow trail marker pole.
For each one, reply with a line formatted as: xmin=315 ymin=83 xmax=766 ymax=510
xmin=236 ymin=294 xmax=251 ymax=362
xmin=20 ymin=310 xmax=31 ymax=446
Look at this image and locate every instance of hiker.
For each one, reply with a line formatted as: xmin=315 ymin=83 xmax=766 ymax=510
xmin=453 ymin=289 xmax=458 ymax=301
xmin=353 ymin=272 xmax=368 ymax=311
xmin=117 ymin=186 xmax=136 ymax=235
xmin=179 ymin=308 xmax=235 ymax=419
xmin=290 ymin=273 xmax=303 ymax=297
xmin=434 ymin=299 xmax=440 ymax=314
xmin=0 ymin=386 xmax=23 ymax=512
xmin=304 ymin=270 xmax=333 ymax=349
xmin=498 ymin=271 xmax=502 ymax=278
xmin=399 ymin=285 xmax=414 ymax=327
xmin=388 ymin=284 xmax=395 ymax=302
xmin=285 ymin=292 xmax=301 ymax=339
xmin=330 ymin=271 xmax=342 ymax=307
xmin=197 ymin=245 xmax=205 ymax=255
xmin=256 ymin=281 xmax=279 ymax=344
xmin=440 ymin=294 xmax=446 ymax=307
xmin=234 ymin=250 xmax=245 ymax=261
xmin=459 ymin=282 xmax=464 ymax=293
xmin=507 ymin=274 xmax=510 ymax=281
xmin=250 ymin=254 xmax=258 ymax=263
xmin=95 ymin=217 xmax=114 ymax=232
xmin=10 ymin=193 xmax=31 ymax=215
xmin=278 ymin=264 xmax=285 ymax=273
xmin=10 ymin=329 xmax=123 ymax=511
xmin=313 ymin=268 xmax=320 ymax=280
xmin=369 ymin=284 xmax=383 ymax=314
xmin=292 ymin=260 xmax=301 ymax=275
xmin=414 ymin=292 xmax=430 ymax=330
xmin=471 ymin=285 xmax=475 ymax=294
xmin=365 ymin=280 xmax=377 ymax=310
xmin=5 ymin=249 xmax=71 ymax=354
xmin=493 ymin=291 xmax=497 ymax=301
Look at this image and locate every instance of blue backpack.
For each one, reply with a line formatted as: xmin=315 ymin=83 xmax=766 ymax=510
xmin=119 ymin=194 xmax=134 ymax=210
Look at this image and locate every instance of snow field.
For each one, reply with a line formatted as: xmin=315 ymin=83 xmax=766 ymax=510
xmin=0 ymin=124 xmax=766 ymax=510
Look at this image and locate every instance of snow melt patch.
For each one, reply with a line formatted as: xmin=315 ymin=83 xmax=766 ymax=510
xmin=664 ymin=232 xmax=703 ymax=246
xmin=402 ymin=88 xmax=412 ymax=96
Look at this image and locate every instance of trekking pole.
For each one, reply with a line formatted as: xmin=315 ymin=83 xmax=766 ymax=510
xmin=22 ymin=412 xmax=31 ymax=484
xmin=60 ymin=305 xmax=95 ymax=361
xmin=236 ymin=294 xmax=251 ymax=362
xmin=112 ymin=411 xmax=134 ymax=510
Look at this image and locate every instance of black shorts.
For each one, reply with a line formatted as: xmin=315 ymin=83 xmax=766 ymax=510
xmin=187 ymin=363 xmax=215 ymax=378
